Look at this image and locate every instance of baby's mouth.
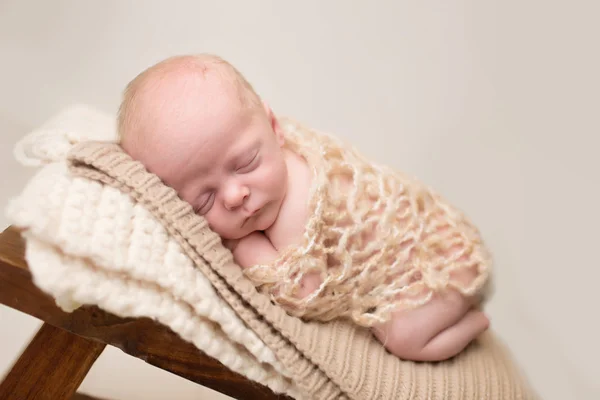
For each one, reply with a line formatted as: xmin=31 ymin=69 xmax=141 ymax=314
xmin=241 ymin=206 xmax=264 ymax=228
xmin=249 ymin=202 xmax=268 ymax=217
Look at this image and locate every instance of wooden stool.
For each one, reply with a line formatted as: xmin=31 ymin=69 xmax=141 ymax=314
xmin=0 ymin=227 xmax=289 ymax=400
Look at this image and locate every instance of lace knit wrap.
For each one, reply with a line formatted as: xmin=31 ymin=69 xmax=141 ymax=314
xmin=245 ymin=118 xmax=492 ymax=327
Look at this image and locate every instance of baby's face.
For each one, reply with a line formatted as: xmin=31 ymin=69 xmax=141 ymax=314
xmin=191 ymin=110 xmax=288 ymax=239
xmin=133 ymin=99 xmax=289 ymax=240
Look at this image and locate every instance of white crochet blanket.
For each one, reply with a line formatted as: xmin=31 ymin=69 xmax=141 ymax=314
xmin=5 ymin=105 xmax=301 ymax=398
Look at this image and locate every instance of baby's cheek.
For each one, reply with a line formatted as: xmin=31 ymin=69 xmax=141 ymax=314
xmin=204 ymin=211 xmax=225 ymax=235
xmin=257 ymin=166 xmax=278 ymax=188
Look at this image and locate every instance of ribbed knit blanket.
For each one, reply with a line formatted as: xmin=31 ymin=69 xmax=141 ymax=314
xmin=5 ymin=105 xmax=539 ymax=399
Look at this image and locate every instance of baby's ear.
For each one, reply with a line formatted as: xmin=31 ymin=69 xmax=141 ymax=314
xmin=263 ymin=101 xmax=285 ymax=147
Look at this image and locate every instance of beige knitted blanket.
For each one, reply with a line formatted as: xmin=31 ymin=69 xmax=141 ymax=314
xmin=6 ymin=105 xmax=538 ymax=399
xmin=246 ymin=118 xmax=491 ymax=326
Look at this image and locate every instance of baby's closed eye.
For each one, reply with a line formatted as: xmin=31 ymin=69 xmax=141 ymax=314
xmin=236 ymin=151 xmax=259 ymax=173
xmin=193 ymin=192 xmax=215 ymax=215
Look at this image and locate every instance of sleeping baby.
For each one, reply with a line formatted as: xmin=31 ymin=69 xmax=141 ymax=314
xmin=117 ymin=54 xmax=492 ymax=362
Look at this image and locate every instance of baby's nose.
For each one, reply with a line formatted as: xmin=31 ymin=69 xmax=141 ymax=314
xmin=224 ymin=183 xmax=249 ymax=210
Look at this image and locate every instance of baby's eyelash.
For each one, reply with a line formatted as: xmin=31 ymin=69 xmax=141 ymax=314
xmin=193 ymin=193 xmax=214 ymax=214
xmin=241 ymin=155 xmax=255 ymax=166
xmin=238 ymin=152 xmax=259 ymax=171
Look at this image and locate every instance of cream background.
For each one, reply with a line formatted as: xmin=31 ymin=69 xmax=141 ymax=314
xmin=1 ymin=1 xmax=598 ymax=399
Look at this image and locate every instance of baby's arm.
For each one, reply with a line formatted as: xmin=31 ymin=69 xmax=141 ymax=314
xmin=225 ymin=232 xmax=322 ymax=298
xmin=225 ymin=232 xmax=279 ymax=268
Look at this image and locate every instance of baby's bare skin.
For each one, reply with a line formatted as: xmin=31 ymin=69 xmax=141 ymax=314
xmin=231 ymin=155 xmax=489 ymax=362
xmin=118 ymin=54 xmax=489 ymax=362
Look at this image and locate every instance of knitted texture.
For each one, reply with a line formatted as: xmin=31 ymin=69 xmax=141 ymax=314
xmin=5 ymin=162 xmax=300 ymax=398
xmin=65 ymin=140 xmax=538 ymax=400
xmin=245 ymin=118 xmax=492 ymax=326
xmin=6 ymin=105 xmax=538 ymax=399
xmin=12 ymin=104 xmax=117 ymax=167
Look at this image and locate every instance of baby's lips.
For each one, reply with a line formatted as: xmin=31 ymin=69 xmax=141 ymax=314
xmin=249 ymin=204 xmax=266 ymax=217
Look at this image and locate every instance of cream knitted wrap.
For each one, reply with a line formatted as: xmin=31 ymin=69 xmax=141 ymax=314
xmin=245 ymin=118 xmax=492 ymax=327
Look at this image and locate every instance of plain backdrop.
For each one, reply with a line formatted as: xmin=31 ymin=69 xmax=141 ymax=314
xmin=1 ymin=1 xmax=599 ymax=399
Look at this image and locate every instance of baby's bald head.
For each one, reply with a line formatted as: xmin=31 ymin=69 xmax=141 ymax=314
xmin=117 ymin=54 xmax=264 ymax=155
xmin=114 ymin=54 xmax=288 ymax=239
